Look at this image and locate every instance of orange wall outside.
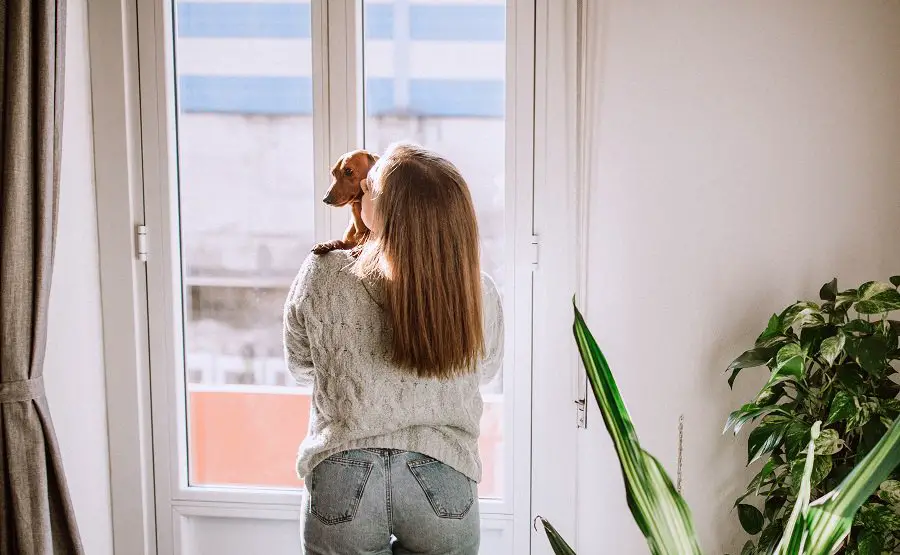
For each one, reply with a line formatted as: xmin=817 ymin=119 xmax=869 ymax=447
xmin=189 ymin=391 xmax=503 ymax=497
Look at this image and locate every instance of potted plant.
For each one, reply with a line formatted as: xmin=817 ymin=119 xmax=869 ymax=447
xmin=725 ymin=278 xmax=900 ymax=553
xmin=538 ymin=302 xmax=900 ymax=555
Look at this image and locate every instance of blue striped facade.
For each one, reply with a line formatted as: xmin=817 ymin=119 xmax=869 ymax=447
xmin=176 ymin=2 xmax=505 ymax=117
xmin=179 ymin=76 xmax=504 ymax=117
xmin=176 ymin=2 xmax=504 ymax=41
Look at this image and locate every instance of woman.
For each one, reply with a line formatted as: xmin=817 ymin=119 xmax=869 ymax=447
xmin=283 ymin=142 xmax=504 ymax=555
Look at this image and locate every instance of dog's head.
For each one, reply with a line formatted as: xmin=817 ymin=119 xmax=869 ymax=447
xmin=323 ymin=150 xmax=379 ymax=207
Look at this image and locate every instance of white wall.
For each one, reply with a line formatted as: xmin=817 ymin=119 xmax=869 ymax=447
xmin=578 ymin=2 xmax=900 ymax=553
xmin=43 ymin=0 xmax=114 ymax=553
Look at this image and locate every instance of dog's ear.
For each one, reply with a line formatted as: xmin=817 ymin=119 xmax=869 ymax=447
xmin=367 ymin=152 xmax=379 ymax=164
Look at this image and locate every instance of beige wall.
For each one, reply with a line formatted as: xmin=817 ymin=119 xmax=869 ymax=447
xmin=44 ymin=0 xmax=114 ymax=552
xmin=578 ymin=2 xmax=900 ymax=553
xmin=46 ymin=1 xmax=900 ymax=553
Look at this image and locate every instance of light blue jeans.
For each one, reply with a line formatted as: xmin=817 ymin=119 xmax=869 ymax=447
xmin=300 ymin=449 xmax=480 ymax=555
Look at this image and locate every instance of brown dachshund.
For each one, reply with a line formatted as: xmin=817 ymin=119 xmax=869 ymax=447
xmin=311 ymin=149 xmax=379 ymax=255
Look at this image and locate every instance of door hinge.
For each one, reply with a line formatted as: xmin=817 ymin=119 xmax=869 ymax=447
xmin=529 ymin=234 xmax=539 ymax=268
xmin=575 ymin=398 xmax=587 ymax=428
xmin=575 ymin=373 xmax=589 ymax=428
xmin=136 ymin=225 xmax=148 ymax=262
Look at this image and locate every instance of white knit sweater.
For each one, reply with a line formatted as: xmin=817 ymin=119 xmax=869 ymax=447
xmin=283 ymin=251 xmax=504 ymax=482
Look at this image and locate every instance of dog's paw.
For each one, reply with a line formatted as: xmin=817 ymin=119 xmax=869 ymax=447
xmin=311 ymin=240 xmax=343 ymax=255
xmin=348 ymin=244 xmax=364 ymax=258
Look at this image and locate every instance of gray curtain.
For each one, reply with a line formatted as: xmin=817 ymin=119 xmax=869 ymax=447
xmin=0 ymin=0 xmax=84 ymax=553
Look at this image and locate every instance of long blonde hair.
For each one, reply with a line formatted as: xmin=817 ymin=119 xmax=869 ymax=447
xmin=353 ymin=143 xmax=484 ymax=379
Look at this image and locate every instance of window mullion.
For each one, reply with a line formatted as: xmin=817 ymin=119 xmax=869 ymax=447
xmin=320 ymin=0 xmax=364 ymax=241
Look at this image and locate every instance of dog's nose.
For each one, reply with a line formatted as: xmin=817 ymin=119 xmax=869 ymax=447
xmin=322 ymin=193 xmax=335 ymax=205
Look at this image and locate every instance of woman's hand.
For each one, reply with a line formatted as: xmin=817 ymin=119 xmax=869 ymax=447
xmin=360 ymin=178 xmax=379 ymax=233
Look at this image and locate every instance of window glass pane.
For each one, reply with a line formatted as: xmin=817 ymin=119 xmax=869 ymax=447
xmin=174 ymin=0 xmax=509 ymax=497
xmin=173 ymin=0 xmax=315 ymax=488
xmin=362 ymin=0 xmax=507 ymax=499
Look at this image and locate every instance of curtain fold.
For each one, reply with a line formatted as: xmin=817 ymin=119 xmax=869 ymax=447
xmin=0 ymin=0 xmax=84 ymax=553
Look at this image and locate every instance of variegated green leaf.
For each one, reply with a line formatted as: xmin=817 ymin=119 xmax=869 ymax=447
xmin=826 ymin=391 xmax=856 ymax=426
xmin=853 ymin=503 xmax=900 ymax=533
xmin=819 ymin=278 xmax=838 ymax=302
xmin=727 ymin=347 xmax=776 ymax=389
xmin=758 ymin=522 xmax=783 ymax=553
xmin=876 ymin=479 xmax=900 ymax=506
xmin=854 ymin=282 xmax=900 ymax=315
xmin=737 ymin=504 xmax=764 ymax=535
xmin=766 ymin=343 xmax=805 ymax=387
xmin=856 ymin=529 xmax=883 ymax=555
xmin=748 ymin=418 xmax=789 ymax=465
xmin=725 ymin=404 xmax=787 ymax=435
xmin=573 ymin=304 xmax=702 ymax=555
xmin=843 ymin=319 xmax=874 ymax=335
xmin=791 ymin=452 xmax=832 ymax=495
xmin=756 ymin=314 xmax=782 ymax=345
xmin=749 ymin=458 xmax=778 ymax=497
xmin=855 ymin=336 xmax=889 ymax=375
xmin=813 ymin=428 xmax=843 ymax=456
xmin=818 ymin=330 xmax=845 ymax=367
xmin=784 ymin=420 xmax=810 ymax=460
xmin=780 ymin=302 xmax=822 ymax=332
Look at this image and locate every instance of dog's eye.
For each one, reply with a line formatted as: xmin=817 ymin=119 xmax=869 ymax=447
xmin=343 ymin=167 xmax=353 ymax=177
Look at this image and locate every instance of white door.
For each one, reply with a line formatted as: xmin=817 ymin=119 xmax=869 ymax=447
xmin=137 ymin=0 xmax=542 ymax=553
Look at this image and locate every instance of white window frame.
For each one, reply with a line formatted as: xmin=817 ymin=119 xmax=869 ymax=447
xmin=87 ymin=0 xmax=582 ymax=553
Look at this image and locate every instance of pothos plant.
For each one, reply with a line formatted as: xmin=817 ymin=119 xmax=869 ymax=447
xmin=724 ymin=277 xmax=900 ymax=554
xmin=538 ymin=303 xmax=900 ymax=555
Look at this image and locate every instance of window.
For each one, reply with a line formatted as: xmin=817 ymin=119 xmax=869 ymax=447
xmin=96 ymin=0 xmax=580 ymax=552
xmin=174 ymin=0 xmax=318 ymax=490
xmin=176 ymin=1 xmax=508 ymax=501
xmin=361 ymin=0 xmax=508 ymax=499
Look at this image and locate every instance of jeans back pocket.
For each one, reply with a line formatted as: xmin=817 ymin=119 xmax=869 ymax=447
xmin=309 ymin=455 xmax=374 ymax=525
xmin=407 ymin=457 xmax=475 ymax=519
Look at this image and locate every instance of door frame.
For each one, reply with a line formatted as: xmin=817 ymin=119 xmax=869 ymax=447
xmin=87 ymin=0 xmax=582 ymax=553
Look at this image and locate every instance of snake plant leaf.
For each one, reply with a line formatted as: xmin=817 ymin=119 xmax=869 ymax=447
xmin=547 ymin=302 xmax=900 ymax=555
xmin=802 ymin=415 xmax=900 ymax=554
xmin=768 ymin=415 xmax=900 ymax=555
xmin=573 ymin=303 xmax=703 ymax=555
xmin=537 ymin=518 xmax=577 ymax=555
xmin=773 ymin=421 xmax=821 ymax=555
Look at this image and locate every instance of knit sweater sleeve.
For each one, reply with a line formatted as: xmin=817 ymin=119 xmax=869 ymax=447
xmin=479 ymin=273 xmax=504 ymax=385
xmin=283 ymin=254 xmax=318 ymax=386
